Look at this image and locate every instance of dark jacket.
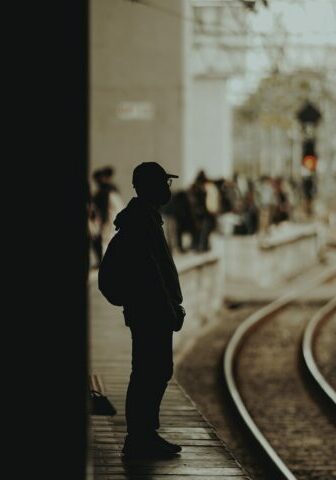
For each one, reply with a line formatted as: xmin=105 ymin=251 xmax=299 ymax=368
xmin=114 ymin=197 xmax=183 ymax=327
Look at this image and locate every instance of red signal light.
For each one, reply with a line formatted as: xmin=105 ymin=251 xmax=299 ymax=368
xmin=302 ymin=155 xmax=317 ymax=172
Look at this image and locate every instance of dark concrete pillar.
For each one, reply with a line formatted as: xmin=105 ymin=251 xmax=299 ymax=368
xmin=5 ymin=1 xmax=89 ymax=478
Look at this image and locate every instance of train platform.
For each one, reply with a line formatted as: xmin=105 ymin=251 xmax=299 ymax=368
xmin=88 ymin=279 xmax=251 ymax=480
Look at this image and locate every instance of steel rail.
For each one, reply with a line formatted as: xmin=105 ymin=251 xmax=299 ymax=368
xmin=223 ymin=265 xmax=336 ymax=480
xmin=302 ymin=296 xmax=336 ymax=405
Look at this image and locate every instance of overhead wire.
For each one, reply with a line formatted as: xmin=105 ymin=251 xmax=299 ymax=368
xmin=125 ymin=0 xmax=336 ymax=88
xmin=126 ymin=0 xmax=336 ymax=38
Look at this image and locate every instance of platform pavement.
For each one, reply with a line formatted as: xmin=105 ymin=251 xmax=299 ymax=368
xmin=88 ymin=279 xmax=251 ymax=480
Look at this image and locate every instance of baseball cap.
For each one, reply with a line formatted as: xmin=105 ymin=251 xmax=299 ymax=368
xmin=132 ymin=162 xmax=179 ymax=186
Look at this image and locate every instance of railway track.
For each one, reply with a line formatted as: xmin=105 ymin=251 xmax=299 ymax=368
xmin=302 ymin=297 xmax=336 ymax=406
xmin=224 ymin=267 xmax=336 ymax=480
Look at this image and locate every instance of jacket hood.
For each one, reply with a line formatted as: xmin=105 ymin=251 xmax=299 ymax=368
xmin=114 ymin=197 xmax=162 ymax=231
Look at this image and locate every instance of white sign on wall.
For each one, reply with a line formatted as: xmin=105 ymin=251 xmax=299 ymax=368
xmin=116 ymin=102 xmax=155 ymax=121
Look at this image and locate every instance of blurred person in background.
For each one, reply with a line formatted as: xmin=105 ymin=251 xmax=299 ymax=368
xmin=283 ymin=177 xmax=297 ymax=220
xmin=204 ymin=176 xmax=221 ymax=221
xmin=92 ymin=166 xmax=124 ymax=260
xmin=162 ymin=190 xmax=197 ymax=253
xmin=213 ymin=176 xmax=241 ymax=236
xmin=160 ymin=196 xmax=176 ymax=252
xmin=214 ymin=178 xmax=228 ymax=213
xmin=224 ymin=175 xmax=244 ymax=216
xmin=234 ymin=172 xmax=249 ymax=200
xmin=213 ymin=178 xmax=228 ymax=235
xmin=302 ymin=174 xmax=316 ymax=217
xmin=230 ymin=175 xmax=259 ymax=235
xmin=241 ymin=187 xmax=259 ymax=234
xmin=273 ymin=177 xmax=290 ymax=225
xmin=256 ymin=175 xmax=277 ymax=236
xmin=189 ymin=170 xmax=216 ymax=252
xmin=89 ymin=170 xmax=104 ymax=266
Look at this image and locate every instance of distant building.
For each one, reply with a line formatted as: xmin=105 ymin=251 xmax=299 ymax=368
xmin=90 ymin=0 xmax=251 ymax=198
xmin=232 ymin=70 xmax=336 ymax=182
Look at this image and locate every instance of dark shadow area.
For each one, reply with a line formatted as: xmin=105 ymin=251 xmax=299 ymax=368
xmin=121 ymin=453 xmax=181 ymax=480
xmin=5 ymin=1 xmax=89 ymax=477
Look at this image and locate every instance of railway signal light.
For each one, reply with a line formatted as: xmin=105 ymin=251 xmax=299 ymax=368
xmin=302 ymin=155 xmax=317 ymax=172
xmin=302 ymin=139 xmax=318 ymax=172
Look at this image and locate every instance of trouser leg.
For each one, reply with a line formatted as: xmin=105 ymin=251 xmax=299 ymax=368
xmin=126 ymin=326 xmax=173 ymax=436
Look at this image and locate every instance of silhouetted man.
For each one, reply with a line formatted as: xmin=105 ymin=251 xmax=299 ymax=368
xmin=113 ymin=162 xmax=186 ymax=458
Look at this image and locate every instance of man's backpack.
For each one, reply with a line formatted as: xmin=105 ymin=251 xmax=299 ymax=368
xmin=98 ymin=232 xmax=126 ymax=306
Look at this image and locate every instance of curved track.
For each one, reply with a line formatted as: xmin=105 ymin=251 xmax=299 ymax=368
xmin=224 ymin=267 xmax=336 ymax=480
xmin=302 ymin=297 xmax=336 ymax=405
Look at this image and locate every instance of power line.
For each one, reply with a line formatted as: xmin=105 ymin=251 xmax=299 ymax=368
xmin=125 ymin=0 xmax=336 ymax=80
xmin=127 ymin=0 xmax=336 ymax=38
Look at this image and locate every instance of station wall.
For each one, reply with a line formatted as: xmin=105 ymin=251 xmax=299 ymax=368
xmin=90 ymin=0 xmax=184 ymax=201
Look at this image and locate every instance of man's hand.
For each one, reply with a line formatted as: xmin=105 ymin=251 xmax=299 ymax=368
xmin=172 ymin=304 xmax=186 ymax=332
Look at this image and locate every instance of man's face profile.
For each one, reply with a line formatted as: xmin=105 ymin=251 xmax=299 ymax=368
xmin=156 ymin=180 xmax=172 ymax=206
xmin=135 ymin=178 xmax=172 ymax=206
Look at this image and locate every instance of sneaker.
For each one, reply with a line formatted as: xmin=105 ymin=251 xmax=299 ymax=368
xmin=151 ymin=432 xmax=182 ymax=454
xmin=122 ymin=433 xmax=181 ymax=458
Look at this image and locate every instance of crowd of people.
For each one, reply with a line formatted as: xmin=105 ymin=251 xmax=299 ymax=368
xmin=162 ymin=171 xmax=316 ymax=253
xmin=87 ymin=165 xmax=317 ymax=264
